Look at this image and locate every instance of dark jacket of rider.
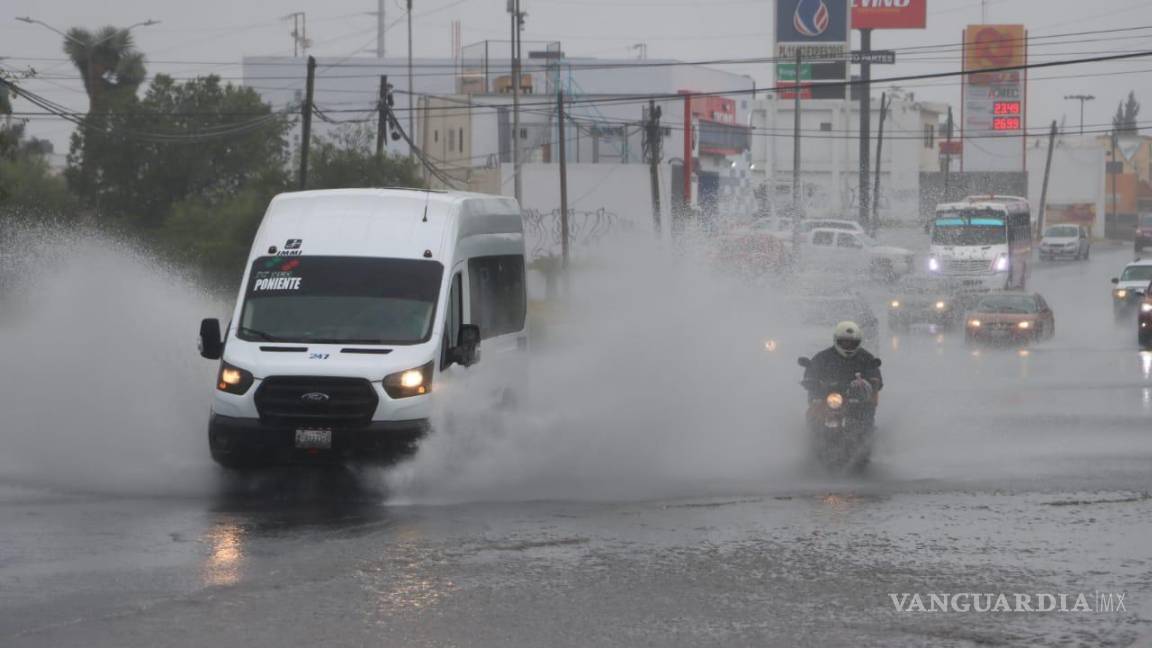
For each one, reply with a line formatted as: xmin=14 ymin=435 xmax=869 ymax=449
xmin=802 ymin=346 xmax=884 ymax=396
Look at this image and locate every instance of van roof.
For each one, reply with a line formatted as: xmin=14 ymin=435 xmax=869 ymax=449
xmin=276 ymin=187 xmax=519 ymax=213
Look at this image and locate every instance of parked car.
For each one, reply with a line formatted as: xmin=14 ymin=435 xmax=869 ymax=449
xmin=803 ymin=228 xmax=914 ymax=282
xmin=799 ymin=219 xmax=867 ymax=237
xmin=1038 ymin=224 xmax=1090 ymax=261
xmin=1134 ymin=213 xmax=1152 ymax=254
xmin=964 ymin=291 xmax=1055 ymax=346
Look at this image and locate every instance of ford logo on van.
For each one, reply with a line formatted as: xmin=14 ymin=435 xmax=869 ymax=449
xmin=300 ymin=392 xmax=331 ymax=402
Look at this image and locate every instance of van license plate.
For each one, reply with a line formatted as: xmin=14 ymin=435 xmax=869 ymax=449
xmin=295 ymin=428 xmax=332 ymax=449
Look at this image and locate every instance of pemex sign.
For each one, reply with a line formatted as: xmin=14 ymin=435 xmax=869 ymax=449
xmin=851 ymin=0 xmax=927 ymax=30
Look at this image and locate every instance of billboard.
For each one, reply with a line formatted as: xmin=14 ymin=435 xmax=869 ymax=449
xmin=775 ymin=0 xmax=851 ymax=99
xmin=962 ymin=25 xmax=1027 ymax=172
xmin=851 ymin=0 xmax=927 ymax=30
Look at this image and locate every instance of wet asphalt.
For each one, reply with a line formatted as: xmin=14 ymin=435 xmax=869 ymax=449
xmin=2 ymin=240 xmax=1152 ymax=647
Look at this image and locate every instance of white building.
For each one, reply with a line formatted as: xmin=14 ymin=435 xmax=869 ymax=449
xmin=749 ymin=94 xmax=948 ymax=223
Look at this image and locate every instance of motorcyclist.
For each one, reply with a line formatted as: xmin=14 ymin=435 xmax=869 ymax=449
xmin=802 ymin=321 xmax=883 ymax=411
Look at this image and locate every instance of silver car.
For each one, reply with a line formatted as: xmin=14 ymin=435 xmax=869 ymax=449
xmin=1039 ymin=224 xmax=1090 ymax=261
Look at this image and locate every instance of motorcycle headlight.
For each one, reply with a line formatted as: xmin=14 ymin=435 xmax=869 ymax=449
xmin=383 ymin=361 xmax=434 ymax=398
xmin=968 ymin=319 xmax=982 ymax=328
xmin=826 ymin=393 xmax=844 ymax=410
xmin=217 ymin=362 xmax=254 ymax=395
xmin=1116 ymin=289 xmax=1129 ymax=299
xmin=1017 ymin=321 xmax=1031 ymax=330
xmin=935 ymin=300 xmax=947 ymax=310
xmin=890 ymin=300 xmax=901 ymax=309
xmin=994 ymin=254 xmax=1009 ymax=272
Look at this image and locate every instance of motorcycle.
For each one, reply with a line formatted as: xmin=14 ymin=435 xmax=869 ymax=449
xmin=797 ymin=357 xmax=881 ymax=472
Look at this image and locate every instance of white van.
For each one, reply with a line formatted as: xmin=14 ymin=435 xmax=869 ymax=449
xmin=928 ymin=195 xmax=1032 ymax=291
xmin=198 ymin=188 xmax=527 ymax=468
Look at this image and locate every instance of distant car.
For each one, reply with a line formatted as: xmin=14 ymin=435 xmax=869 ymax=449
xmin=799 ymin=219 xmax=868 ymax=237
xmin=1038 ymin=224 xmax=1090 ymax=261
xmin=1111 ymin=259 xmax=1152 ymax=320
xmin=714 ymin=219 xmax=793 ymax=276
xmin=803 ymin=228 xmax=914 ymax=282
xmin=793 ymin=293 xmax=880 ymax=348
xmin=964 ymin=291 xmax=1055 ymax=346
xmin=887 ymin=274 xmax=961 ymax=332
xmin=1134 ymin=213 xmax=1152 ymax=254
xmin=1137 ymin=286 xmax=1152 ymax=349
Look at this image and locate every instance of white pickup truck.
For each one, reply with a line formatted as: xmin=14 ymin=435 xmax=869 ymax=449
xmin=802 ymin=228 xmax=915 ymax=282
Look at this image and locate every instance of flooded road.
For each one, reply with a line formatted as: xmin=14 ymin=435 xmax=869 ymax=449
xmin=2 ymin=238 xmax=1152 ymax=647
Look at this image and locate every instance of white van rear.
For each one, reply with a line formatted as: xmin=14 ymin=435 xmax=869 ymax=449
xmin=198 ymin=188 xmax=527 ymax=468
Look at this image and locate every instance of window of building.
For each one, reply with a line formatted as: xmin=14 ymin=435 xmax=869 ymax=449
xmin=520 ymin=128 xmax=527 ymax=139
xmin=459 ymin=128 xmax=464 ymax=151
xmin=924 ymin=124 xmax=935 ymax=149
xmin=820 ymin=122 xmax=832 ymax=132
xmin=448 ymin=128 xmax=456 ymax=152
xmin=468 ymin=255 xmax=526 ymax=339
xmin=434 ymin=130 xmax=439 ymax=143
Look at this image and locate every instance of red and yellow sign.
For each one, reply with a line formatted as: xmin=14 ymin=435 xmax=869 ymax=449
xmin=965 ymin=25 xmax=1026 ymax=74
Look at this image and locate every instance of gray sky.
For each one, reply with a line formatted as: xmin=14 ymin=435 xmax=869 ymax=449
xmin=4 ymin=0 xmax=1152 ymax=152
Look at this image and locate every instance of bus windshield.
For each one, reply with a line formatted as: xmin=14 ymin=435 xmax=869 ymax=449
xmin=931 ymin=212 xmax=1008 ymax=246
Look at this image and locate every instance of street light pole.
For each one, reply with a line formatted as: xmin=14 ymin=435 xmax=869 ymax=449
xmin=1063 ymin=94 xmax=1094 ymax=136
xmin=15 ymin=16 xmax=160 ymax=46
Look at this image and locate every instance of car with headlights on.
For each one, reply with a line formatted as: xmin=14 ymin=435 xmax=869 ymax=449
xmin=1111 ymin=259 xmax=1152 ymax=320
xmin=964 ymin=291 xmax=1055 ymax=346
xmin=887 ymin=274 xmax=961 ymax=332
xmin=1038 ymin=224 xmax=1090 ymax=261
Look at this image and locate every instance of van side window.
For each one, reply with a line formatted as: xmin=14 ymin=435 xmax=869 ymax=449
xmin=468 ymin=255 xmax=526 ymax=339
xmin=812 ymin=231 xmax=834 ymax=247
xmin=441 ymin=272 xmax=463 ymax=369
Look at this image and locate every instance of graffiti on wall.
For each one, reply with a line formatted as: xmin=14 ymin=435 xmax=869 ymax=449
xmin=522 ymin=208 xmax=630 ymax=259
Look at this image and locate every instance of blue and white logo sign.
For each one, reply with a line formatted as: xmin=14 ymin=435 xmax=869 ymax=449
xmin=776 ymin=0 xmax=849 ymax=44
xmin=794 ymin=0 xmax=830 ymax=37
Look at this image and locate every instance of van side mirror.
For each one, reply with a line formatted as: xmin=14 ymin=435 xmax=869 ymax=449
xmin=199 ymin=318 xmax=223 ymax=360
xmin=871 ymin=358 xmax=883 ymax=369
xmin=797 ymin=357 xmax=811 ymax=368
xmin=452 ymin=324 xmax=481 ymax=367
xmin=1112 ymin=277 xmax=1120 ymax=285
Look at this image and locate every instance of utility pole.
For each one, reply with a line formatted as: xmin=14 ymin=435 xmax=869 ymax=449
xmin=682 ymin=91 xmax=693 ymax=234
xmin=943 ymin=106 xmax=954 ymax=203
xmin=557 ymin=91 xmax=570 ymax=269
xmin=407 ymin=0 xmax=415 ymax=161
xmin=299 ymin=55 xmax=316 ymax=190
xmin=1111 ymin=130 xmax=1118 ymax=232
xmin=284 ymin=12 xmax=308 ymax=58
xmin=509 ymin=0 xmax=524 ymax=203
xmin=644 ymin=100 xmax=663 ymax=237
xmin=791 ymin=49 xmax=803 ymax=257
xmin=872 ymin=92 xmax=888 ymax=234
xmin=858 ymin=28 xmax=873 ymax=231
xmin=1063 ymin=94 xmax=1094 ymax=136
xmin=376 ymin=75 xmax=389 ymax=160
xmin=1037 ymin=120 xmax=1058 ymax=235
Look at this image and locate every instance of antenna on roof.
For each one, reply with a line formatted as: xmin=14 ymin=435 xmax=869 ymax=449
xmin=421 ymin=186 xmax=431 ymax=223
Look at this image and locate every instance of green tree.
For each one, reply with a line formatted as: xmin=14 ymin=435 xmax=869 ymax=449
xmin=1113 ymin=91 xmax=1141 ymax=133
xmin=62 ymin=25 xmax=148 ymax=204
xmin=0 ymin=78 xmax=72 ymax=214
xmin=67 ymin=73 xmax=291 ymax=226
xmin=307 ymin=124 xmax=423 ymax=190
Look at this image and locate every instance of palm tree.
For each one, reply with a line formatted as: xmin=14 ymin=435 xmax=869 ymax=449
xmin=62 ymin=26 xmax=147 ymax=112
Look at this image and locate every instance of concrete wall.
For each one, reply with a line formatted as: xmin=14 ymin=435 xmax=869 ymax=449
xmin=1025 ymin=142 xmax=1106 ymax=237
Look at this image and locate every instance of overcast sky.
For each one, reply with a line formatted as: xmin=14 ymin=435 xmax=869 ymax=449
xmin=3 ymin=0 xmax=1151 ymax=152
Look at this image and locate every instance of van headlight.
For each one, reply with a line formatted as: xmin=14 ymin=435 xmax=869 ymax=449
xmin=928 ymin=257 xmax=940 ymax=272
xmin=217 ymin=362 xmax=254 ymax=395
xmin=1141 ymin=302 xmax=1152 ymax=313
xmin=826 ymin=393 xmax=844 ymax=410
xmin=994 ymin=254 xmax=1009 ymax=272
xmin=384 ymin=361 xmax=434 ymax=398
xmin=1116 ymin=289 xmax=1129 ymax=299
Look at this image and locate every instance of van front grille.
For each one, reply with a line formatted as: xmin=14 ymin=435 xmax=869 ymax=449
xmin=254 ymin=376 xmax=379 ymax=427
xmin=944 ymin=259 xmax=990 ymax=274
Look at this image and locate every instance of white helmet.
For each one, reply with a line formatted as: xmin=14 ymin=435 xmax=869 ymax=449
xmin=833 ymin=321 xmax=864 ymax=358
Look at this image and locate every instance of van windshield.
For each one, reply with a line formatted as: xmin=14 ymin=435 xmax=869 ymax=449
xmin=238 ymin=256 xmax=443 ymax=345
xmin=932 ymin=212 xmax=1007 ymax=246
